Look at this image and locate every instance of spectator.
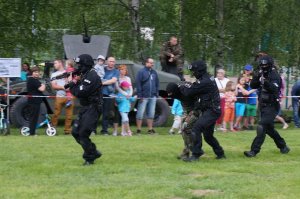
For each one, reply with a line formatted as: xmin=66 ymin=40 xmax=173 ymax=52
xmin=65 ymin=59 xmax=75 ymax=107
xmin=222 ymin=81 xmax=237 ymax=132
xmin=242 ymin=65 xmax=257 ymax=130
xmin=215 ymin=68 xmax=230 ymax=131
xmin=21 ymin=63 xmax=31 ymax=81
xmin=94 ymin=55 xmax=106 ymax=80
xmin=26 ymin=66 xmax=45 ymax=136
xmin=234 ymin=76 xmax=248 ymax=130
xmin=115 ymin=64 xmax=133 ymax=135
xmin=291 ymin=80 xmax=300 ymax=128
xmin=169 ymin=99 xmax=183 ymax=135
xmin=275 ymin=72 xmax=289 ymax=129
xmin=244 ymin=78 xmax=257 ymax=130
xmin=115 ymin=65 xmax=133 ymax=97
xmin=136 ymin=58 xmax=159 ymax=135
xmin=101 ymin=57 xmax=120 ymax=135
xmin=159 ymin=36 xmax=185 ymax=80
xmin=50 ymin=59 xmax=74 ymax=135
xmin=116 ymin=81 xmax=136 ymax=136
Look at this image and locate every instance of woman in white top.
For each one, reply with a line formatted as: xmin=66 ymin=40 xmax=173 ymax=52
xmin=214 ymin=68 xmax=230 ymax=131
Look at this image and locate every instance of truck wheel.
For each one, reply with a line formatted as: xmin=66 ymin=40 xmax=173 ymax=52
xmin=153 ymin=98 xmax=170 ymax=127
xmin=10 ymin=97 xmax=47 ymax=127
xmin=141 ymin=98 xmax=170 ymax=127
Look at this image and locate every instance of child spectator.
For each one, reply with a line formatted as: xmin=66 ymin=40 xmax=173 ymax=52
xmin=116 ymin=81 xmax=136 ymax=136
xmin=222 ymin=81 xmax=237 ymax=132
xmin=65 ymin=59 xmax=75 ymax=107
xmin=26 ymin=66 xmax=45 ymax=136
xmin=115 ymin=65 xmax=133 ymax=97
xmin=234 ymin=76 xmax=248 ymax=130
xmin=94 ymin=55 xmax=106 ymax=80
xmin=242 ymin=73 xmax=257 ymax=130
xmin=169 ymin=99 xmax=184 ymax=135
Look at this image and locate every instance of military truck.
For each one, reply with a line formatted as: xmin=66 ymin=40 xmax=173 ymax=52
xmin=8 ymin=34 xmax=180 ymax=127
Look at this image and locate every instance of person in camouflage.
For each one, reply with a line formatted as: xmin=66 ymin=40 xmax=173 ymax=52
xmin=166 ymin=82 xmax=203 ymax=160
xmin=160 ymin=36 xmax=185 ymax=80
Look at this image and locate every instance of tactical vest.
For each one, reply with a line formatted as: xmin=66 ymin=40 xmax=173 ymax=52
xmin=195 ymin=77 xmax=221 ymax=112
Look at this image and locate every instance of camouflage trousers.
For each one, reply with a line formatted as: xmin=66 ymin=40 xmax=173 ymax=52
xmin=178 ymin=110 xmax=201 ymax=159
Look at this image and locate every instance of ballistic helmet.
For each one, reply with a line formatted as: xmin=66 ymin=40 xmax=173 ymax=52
xmin=74 ymin=54 xmax=94 ymax=73
xmin=188 ymin=60 xmax=207 ymax=79
xmin=259 ymin=55 xmax=274 ymax=68
xmin=75 ymin=54 xmax=94 ymax=67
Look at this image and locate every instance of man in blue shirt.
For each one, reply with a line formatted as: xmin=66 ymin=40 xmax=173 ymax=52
xmin=291 ymin=80 xmax=300 ymax=128
xmin=101 ymin=57 xmax=120 ymax=135
xmin=135 ymin=58 xmax=159 ymax=135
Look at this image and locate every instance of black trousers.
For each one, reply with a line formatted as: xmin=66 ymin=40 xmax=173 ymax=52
xmin=101 ymin=96 xmax=115 ymax=133
xmin=250 ymin=105 xmax=287 ymax=153
xmin=72 ymin=104 xmax=101 ymax=162
xmin=191 ymin=109 xmax=224 ymax=157
xmin=29 ymin=103 xmax=41 ymax=135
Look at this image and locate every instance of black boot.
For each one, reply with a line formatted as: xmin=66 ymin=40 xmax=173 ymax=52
xmin=183 ymin=155 xmax=199 ymax=162
xmin=216 ymin=154 xmax=226 ymax=159
xmin=244 ymin=151 xmax=256 ymax=158
xmin=280 ymin=146 xmax=290 ymax=154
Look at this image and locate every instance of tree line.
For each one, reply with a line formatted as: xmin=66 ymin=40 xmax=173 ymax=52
xmin=1 ymin=0 xmax=300 ymax=73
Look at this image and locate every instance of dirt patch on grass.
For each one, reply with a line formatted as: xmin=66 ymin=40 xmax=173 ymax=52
xmin=191 ymin=189 xmax=220 ymax=197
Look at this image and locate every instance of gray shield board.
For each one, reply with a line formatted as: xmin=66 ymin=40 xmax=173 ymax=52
xmin=63 ymin=35 xmax=111 ymax=59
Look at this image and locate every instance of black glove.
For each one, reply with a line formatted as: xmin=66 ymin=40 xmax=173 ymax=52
xmin=64 ymin=82 xmax=75 ymax=89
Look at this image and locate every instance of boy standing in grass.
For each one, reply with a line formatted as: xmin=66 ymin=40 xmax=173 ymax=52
xmin=26 ymin=66 xmax=45 ymax=136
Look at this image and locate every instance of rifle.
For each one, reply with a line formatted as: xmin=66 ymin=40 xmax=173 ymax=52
xmin=50 ymin=69 xmax=81 ymax=81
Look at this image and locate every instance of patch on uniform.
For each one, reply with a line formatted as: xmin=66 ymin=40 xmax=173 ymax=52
xmin=210 ymin=76 xmax=215 ymax=81
xmin=80 ymin=85 xmax=83 ymax=90
xmin=84 ymin=79 xmax=91 ymax=84
xmin=184 ymin=82 xmax=192 ymax=88
xmin=196 ymin=80 xmax=201 ymax=84
xmin=273 ymin=83 xmax=279 ymax=87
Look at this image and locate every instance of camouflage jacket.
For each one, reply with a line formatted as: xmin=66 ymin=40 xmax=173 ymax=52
xmin=159 ymin=42 xmax=184 ymax=63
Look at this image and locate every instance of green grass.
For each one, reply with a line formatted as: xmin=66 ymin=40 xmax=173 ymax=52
xmin=1 ymin=127 xmax=300 ymax=199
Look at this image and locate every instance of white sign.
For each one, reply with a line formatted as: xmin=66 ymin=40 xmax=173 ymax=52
xmin=0 ymin=58 xmax=21 ymax=77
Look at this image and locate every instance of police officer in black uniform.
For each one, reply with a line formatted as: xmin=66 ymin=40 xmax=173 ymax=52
xmin=178 ymin=60 xmax=225 ymax=162
xmin=65 ymin=54 xmax=103 ymax=165
xmin=244 ymin=55 xmax=290 ymax=157
xmin=166 ymin=82 xmax=203 ymax=160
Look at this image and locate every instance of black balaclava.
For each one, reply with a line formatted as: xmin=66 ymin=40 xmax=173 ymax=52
xmin=188 ymin=60 xmax=207 ymax=79
xmin=75 ymin=54 xmax=94 ymax=74
xmin=259 ymin=55 xmax=274 ymax=76
xmin=166 ymin=82 xmax=182 ymax=99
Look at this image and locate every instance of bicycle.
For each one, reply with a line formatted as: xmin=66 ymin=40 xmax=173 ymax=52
xmin=0 ymin=104 xmax=9 ymax=135
xmin=20 ymin=114 xmax=56 ymax=136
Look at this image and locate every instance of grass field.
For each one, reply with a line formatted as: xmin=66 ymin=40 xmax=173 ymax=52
xmin=1 ymin=126 xmax=300 ymax=199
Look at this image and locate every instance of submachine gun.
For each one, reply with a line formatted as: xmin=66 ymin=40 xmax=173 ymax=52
xmin=50 ymin=69 xmax=81 ymax=81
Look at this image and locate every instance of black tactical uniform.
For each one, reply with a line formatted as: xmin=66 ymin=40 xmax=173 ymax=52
xmin=65 ymin=54 xmax=103 ymax=165
xmin=244 ymin=55 xmax=290 ymax=157
xmin=178 ymin=60 xmax=225 ymax=162
xmin=166 ymin=82 xmax=203 ymax=160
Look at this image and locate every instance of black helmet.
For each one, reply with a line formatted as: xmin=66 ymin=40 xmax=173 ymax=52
xmin=74 ymin=54 xmax=94 ymax=73
xmin=166 ymin=82 xmax=181 ymax=99
xmin=188 ymin=60 xmax=207 ymax=79
xmin=75 ymin=54 xmax=94 ymax=67
xmin=259 ymin=55 xmax=274 ymax=68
